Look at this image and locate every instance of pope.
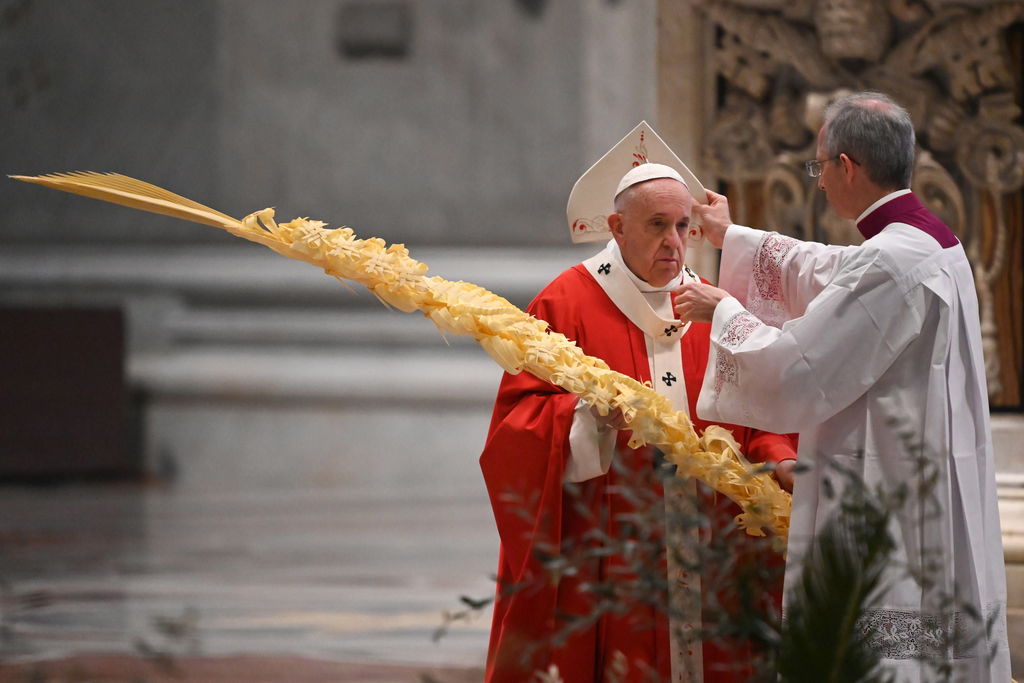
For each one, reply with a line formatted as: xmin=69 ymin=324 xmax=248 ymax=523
xmin=480 ymin=123 xmax=797 ymax=682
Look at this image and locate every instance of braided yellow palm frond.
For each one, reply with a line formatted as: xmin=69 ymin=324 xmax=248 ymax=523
xmin=11 ymin=171 xmax=791 ymax=537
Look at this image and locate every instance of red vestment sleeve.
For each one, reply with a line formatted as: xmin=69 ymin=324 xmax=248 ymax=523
xmin=479 ymin=276 xmax=601 ymax=680
xmin=746 ymin=430 xmax=799 ymax=465
xmin=480 ymin=361 xmax=577 ymax=583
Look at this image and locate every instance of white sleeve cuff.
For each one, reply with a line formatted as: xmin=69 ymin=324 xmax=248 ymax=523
xmin=565 ymin=399 xmax=617 ymax=483
xmin=711 ymin=296 xmax=745 ymax=338
xmin=719 ymin=224 xmax=765 ymax=299
xmin=723 ymin=224 xmax=761 ymax=249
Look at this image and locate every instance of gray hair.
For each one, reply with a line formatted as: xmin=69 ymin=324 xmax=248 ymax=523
xmin=822 ymin=92 xmax=915 ymax=190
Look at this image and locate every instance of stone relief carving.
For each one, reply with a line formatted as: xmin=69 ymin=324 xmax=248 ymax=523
xmin=689 ymin=0 xmax=1024 ymax=402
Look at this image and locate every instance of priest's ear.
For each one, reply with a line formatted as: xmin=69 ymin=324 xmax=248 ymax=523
xmin=839 ymin=153 xmax=860 ymax=181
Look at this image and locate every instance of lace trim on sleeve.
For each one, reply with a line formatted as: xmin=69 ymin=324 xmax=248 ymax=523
xmin=714 ymin=310 xmax=762 ymax=395
xmin=856 ymin=602 xmax=1006 ymax=660
xmin=748 ymin=232 xmax=799 ymax=327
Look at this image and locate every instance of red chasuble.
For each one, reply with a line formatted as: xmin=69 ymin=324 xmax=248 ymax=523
xmin=480 ymin=265 xmax=794 ymax=682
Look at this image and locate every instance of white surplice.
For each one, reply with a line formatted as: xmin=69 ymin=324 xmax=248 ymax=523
xmin=696 ymin=215 xmax=1010 ymax=680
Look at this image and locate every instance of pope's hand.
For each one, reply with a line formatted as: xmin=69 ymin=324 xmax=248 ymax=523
xmin=674 ymin=281 xmax=730 ymax=323
xmin=590 ymin=403 xmax=629 ymax=431
xmin=692 ymin=189 xmax=733 ymax=249
xmin=774 ymin=459 xmax=797 ymax=493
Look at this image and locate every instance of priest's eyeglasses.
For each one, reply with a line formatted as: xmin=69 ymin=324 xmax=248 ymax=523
xmin=805 ymin=155 xmax=858 ymax=178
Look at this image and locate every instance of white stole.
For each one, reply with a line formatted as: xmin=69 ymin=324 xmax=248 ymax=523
xmin=581 ymin=241 xmax=695 ymax=409
xmin=582 ymin=240 xmax=704 ymax=683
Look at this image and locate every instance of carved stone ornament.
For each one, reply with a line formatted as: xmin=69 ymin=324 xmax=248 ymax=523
xmin=689 ymin=0 xmax=1024 ymax=403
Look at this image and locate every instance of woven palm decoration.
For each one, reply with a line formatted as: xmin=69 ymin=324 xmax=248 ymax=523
xmin=11 ymin=171 xmax=791 ymax=537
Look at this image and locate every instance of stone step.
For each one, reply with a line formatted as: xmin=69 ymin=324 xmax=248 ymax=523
xmin=0 ymin=244 xmax=597 ymax=309
xmin=129 ymin=346 xmax=503 ymax=492
xmin=163 ymin=307 xmax=479 ymax=348
xmin=129 ymin=346 xmax=503 ymax=405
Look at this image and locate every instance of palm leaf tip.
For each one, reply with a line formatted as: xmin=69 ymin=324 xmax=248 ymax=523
xmin=9 ymin=171 xmax=241 ymax=231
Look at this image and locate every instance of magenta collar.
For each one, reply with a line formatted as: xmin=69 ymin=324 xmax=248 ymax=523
xmin=856 ymin=192 xmax=959 ymax=248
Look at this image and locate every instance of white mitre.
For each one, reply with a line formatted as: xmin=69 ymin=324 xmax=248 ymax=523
xmin=566 ymin=121 xmax=707 ymax=244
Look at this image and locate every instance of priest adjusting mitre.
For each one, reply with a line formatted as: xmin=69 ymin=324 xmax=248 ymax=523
xmin=562 ymin=122 xmax=710 ymax=477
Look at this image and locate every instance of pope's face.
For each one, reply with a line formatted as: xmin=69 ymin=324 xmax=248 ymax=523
xmin=609 ymin=178 xmax=692 ymax=288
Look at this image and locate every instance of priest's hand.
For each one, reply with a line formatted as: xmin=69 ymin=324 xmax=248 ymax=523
xmin=674 ymin=281 xmax=730 ymax=323
xmin=693 ymin=189 xmax=733 ymax=249
xmin=774 ymin=458 xmax=797 ymax=493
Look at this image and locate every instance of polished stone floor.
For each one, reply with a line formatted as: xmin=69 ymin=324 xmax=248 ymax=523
xmin=4 ymin=481 xmax=1022 ymax=681
xmin=0 ymin=482 xmax=497 ymax=681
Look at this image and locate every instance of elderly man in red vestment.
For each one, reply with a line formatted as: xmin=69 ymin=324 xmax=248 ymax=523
xmin=479 ymin=123 xmax=797 ymax=682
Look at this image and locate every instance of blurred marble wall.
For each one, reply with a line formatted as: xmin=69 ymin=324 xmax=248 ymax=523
xmin=2 ymin=0 xmax=223 ymax=244
xmin=2 ymin=0 xmax=657 ymax=247
xmin=0 ymin=0 xmax=659 ymax=493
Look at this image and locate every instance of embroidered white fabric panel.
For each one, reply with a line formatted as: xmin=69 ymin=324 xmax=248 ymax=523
xmin=857 ymin=602 xmax=1006 ymax=660
xmin=714 ymin=310 xmax=762 ymax=395
xmin=748 ymin=232 xmax=800 ymax=327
